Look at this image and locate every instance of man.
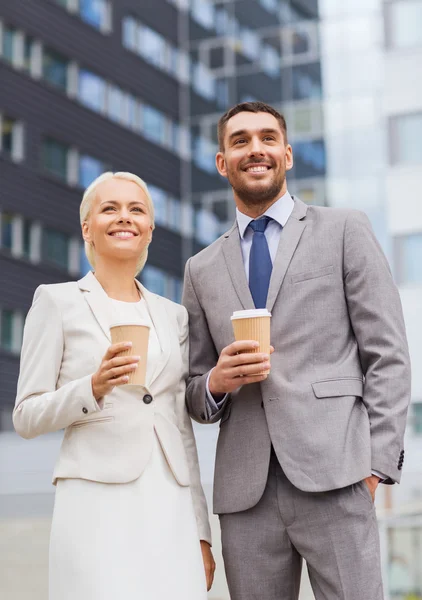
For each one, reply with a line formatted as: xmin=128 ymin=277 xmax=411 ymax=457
xmin=182 ymin=102 xmax=410 ymax=600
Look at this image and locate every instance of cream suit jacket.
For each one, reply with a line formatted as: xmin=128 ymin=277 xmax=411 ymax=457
xmin=13 ymin=271 xmax=211 ymax=544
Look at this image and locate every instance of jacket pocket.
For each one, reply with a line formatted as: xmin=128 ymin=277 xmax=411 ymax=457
xmin=311 ymin=377 xmax=363 ymax=398
xmin=291 ymin=265 xmax=334 ymax=284
xmin=71 ymin=416 xmax=114 ymax=428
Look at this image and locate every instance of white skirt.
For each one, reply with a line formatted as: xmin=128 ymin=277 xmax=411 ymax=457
xmin=49 ymin=435 xmax=207 ymax=600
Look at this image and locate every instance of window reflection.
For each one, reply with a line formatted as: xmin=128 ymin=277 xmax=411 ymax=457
xmin=43 ymin=48 xmax=69 ymax=91
xmin=78 ymin=69 xmax=106 ymax=112
xmin=79 ymin=155 xmax=105 ymax=188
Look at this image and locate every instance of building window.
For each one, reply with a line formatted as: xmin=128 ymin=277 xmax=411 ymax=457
xmin=413 ymin=403 xmax=422 ymax=435
xmin=292 ymin=63 xmax=322 ymax=100
xmin=54 ymin=0 xmax=110 ymax=32
xmin=293 ymin=140 xmax=326 ymax=179
xmin=23 ymin=36 xmax=35 ymax=73
xmin=0 ymin=116 xmax=14 ymax=156
xmin=107 ymin=85 xmax=126 ymax=124
xmin=1 ymin=25 xmax=17 ymax=64
xmin=192 ymin=62 xmax=215 ymax=101
xmin=79 ymin=154 xmax=106 ymax=188
xmin=195 ymin=207 xmax=220 ymax=245
xmin=0 ymin=309 xmax=14 ymax=351
xmin=191 ymin=0 xmax=215 ymax=30
xmin=42 ymin=138 xmax=69 ymax=181
xmin=0 ymin=308 xmax=23 ymax=354
xmin=122 ymin=16 xmax=184 ymax=81
xmin=0 ymin=213 xmax=13 ymax=251
xmin=390 ymin=113 xmax=422 ymax=166
xmin=42 ymin=229 xmax=70 ymax=270
xmin=394 ymin=234 xmax=422 ymax=285
xmin=148 ymin=185 xmax=168 ymax=227
xmin=141 ymin=265 xmax=167 ymax=297
xmin=387 ymin=0 xmax=422 ymax=49
xmin=79 ymin=0 xmax=109 ymax=31
xmin=122 ymin=16 xmax=137 ymax=51
xmin=0 ymin=114 xmax=24 ymax=162
xmin=193 ymin=136 xmax=217 ymax=174
xmin=260 ymin=44 xmax=280 ymax=78
xmin=143 ymin=106 xmax=167 ymax=146
xmin=43 ymin=48 xmax=69 ymax=91
xmin=78 ymin=68 xmax=106 ymax=113
xmin=139 ymin=25 xmax=168 ymax=70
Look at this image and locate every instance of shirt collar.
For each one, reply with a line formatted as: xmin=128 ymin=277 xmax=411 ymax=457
xmin=236 ymin=191 xmax=294 ymax=239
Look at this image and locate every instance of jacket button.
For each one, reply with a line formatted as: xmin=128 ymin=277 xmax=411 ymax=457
xmin=143 ymin=394 xmax=153 ymax=404
xmin=82 ymin=407 xmax=88 ymax=414
xmin=261 ymin=401 xmax=264 ymax=408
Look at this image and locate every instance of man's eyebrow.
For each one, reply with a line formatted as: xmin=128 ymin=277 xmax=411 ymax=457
xmin=228 ymin=127 xmax=280 ymax=141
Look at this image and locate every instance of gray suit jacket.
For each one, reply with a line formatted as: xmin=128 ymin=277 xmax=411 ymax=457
xmin=183 ymin=197 xmax=411 ymax=515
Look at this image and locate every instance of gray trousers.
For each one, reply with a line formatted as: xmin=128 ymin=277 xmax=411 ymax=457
xmin=219 ymin=450 xmax=384 ymax=600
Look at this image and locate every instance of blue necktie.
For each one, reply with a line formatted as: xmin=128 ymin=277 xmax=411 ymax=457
xmin=248 ymin=217 xmax=273 ymax=309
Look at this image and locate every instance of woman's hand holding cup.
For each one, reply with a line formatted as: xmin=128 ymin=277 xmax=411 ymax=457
xmin=91 ymin=342 xmax=139 ymax=401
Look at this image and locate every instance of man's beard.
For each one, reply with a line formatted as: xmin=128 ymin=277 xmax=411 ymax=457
xmin=226 ymin=168 xmax=286 ymax=208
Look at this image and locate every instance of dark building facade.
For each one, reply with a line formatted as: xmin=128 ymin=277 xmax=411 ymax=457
xmin=0 ymin=0 xmax=323 ymax=427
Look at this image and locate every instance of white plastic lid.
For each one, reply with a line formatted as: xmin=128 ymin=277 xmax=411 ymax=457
xmin=109 ymin=322 xmax=151 ymax=329
xmin=231 ymin=309 xmax=272 ymax=320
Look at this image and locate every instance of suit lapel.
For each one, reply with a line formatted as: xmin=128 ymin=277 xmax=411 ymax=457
xmin=78 ymin=272 xmax=112 ymax=342
xmin=138 ymin=283 xmax=171 ymax=388
xmin=222 ymin=223 xmax=255 ymax=310
xmin=266 ymin=197 xmax=308 ymax=312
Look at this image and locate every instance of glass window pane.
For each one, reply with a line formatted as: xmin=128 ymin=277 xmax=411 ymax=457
xmin=80 ymin=245 xmax=92 ymax=276
xmin=143 ymin=106 xmax=166 ymax=145
xmin=148 ymin=185 xmax=167 ymax=226
xmin=23 ymin=219 xmax=31 ymax=259
xmin=168 ymin=197 xmax=181 ymax=231
xmin=413 ymin=404 xmax=422 ymax=435
xmin=240 ymin=27 xmax=260 ymax=61
xmin=390 ymin=0 xmax=422 ymax=48
xmin=42 ymin=138 xmax=69 ymax=180
xmin=43 ymin=48 xmax=69 ymax=91
xmin=23 ymin=36 xmax=34 ymax=73
xmin=79 ymin=154 xmax=105 ymax=188
xmin=394 ymin=113 xmax=422 ymax=166
xmin=42 ymin=229 xmax=69 ymax=269
xmin=78 ymin=69 xmax=106 ymax=113
xmin=1 ymin=310 xmax=13 ymax=351
xmin=141 ymin=265 xmax=166 ymax=296
xmin=1 ymin=213 xmax=13 ymax=250
xmin=2 ymin=27 xmax=16 ymax=64
xmin=260 ymin=44 xmax=280 ymax=78
xmin=107 ymin=85 xmax=124 ymax=123
xmin=1 ymin=117 xmax=15 ymax=156
xmin=122 ymin=16 xmax=137 ymax=51
xmin=293 ymin=140 xmax=326 ymax=179
xmin=139 ymin=25 xmax=167 ymax=70
xmin=292 ymin=63 xmax=322 ymax=100
xmin=191 ymin=0 xmax=215 ymax=30
xmin=79 ymin=0 xmax=106 ymax=30
xmin=192 ymin=62 xmax=215 ymax=100
xmin=195 ymin=208 xmax=219 ymax=245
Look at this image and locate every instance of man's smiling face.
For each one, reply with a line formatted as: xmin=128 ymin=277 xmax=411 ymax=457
xmin=216 ymin=111 xmax=293 ymax=211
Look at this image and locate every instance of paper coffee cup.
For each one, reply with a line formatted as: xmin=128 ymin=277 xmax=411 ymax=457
xmin=231 ymin=309 xmax=272 ymax=374
xmin=110 ymin=322 xmax=150 ymax=385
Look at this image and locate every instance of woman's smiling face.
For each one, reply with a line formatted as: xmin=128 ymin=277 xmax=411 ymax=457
xmin=82 ymin=177 xmax=153 ymax=266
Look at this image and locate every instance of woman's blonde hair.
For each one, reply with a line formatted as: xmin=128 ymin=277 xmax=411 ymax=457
xmin=80 ymin=171 xmax=155 ymax=275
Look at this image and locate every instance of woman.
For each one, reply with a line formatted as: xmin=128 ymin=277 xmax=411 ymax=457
xmin=13 ymin=172 xmax=215 ymax=599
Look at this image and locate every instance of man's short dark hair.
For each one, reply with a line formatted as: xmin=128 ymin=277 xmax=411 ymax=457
xmin=217 ymin=101 xmax=288 ymax=151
